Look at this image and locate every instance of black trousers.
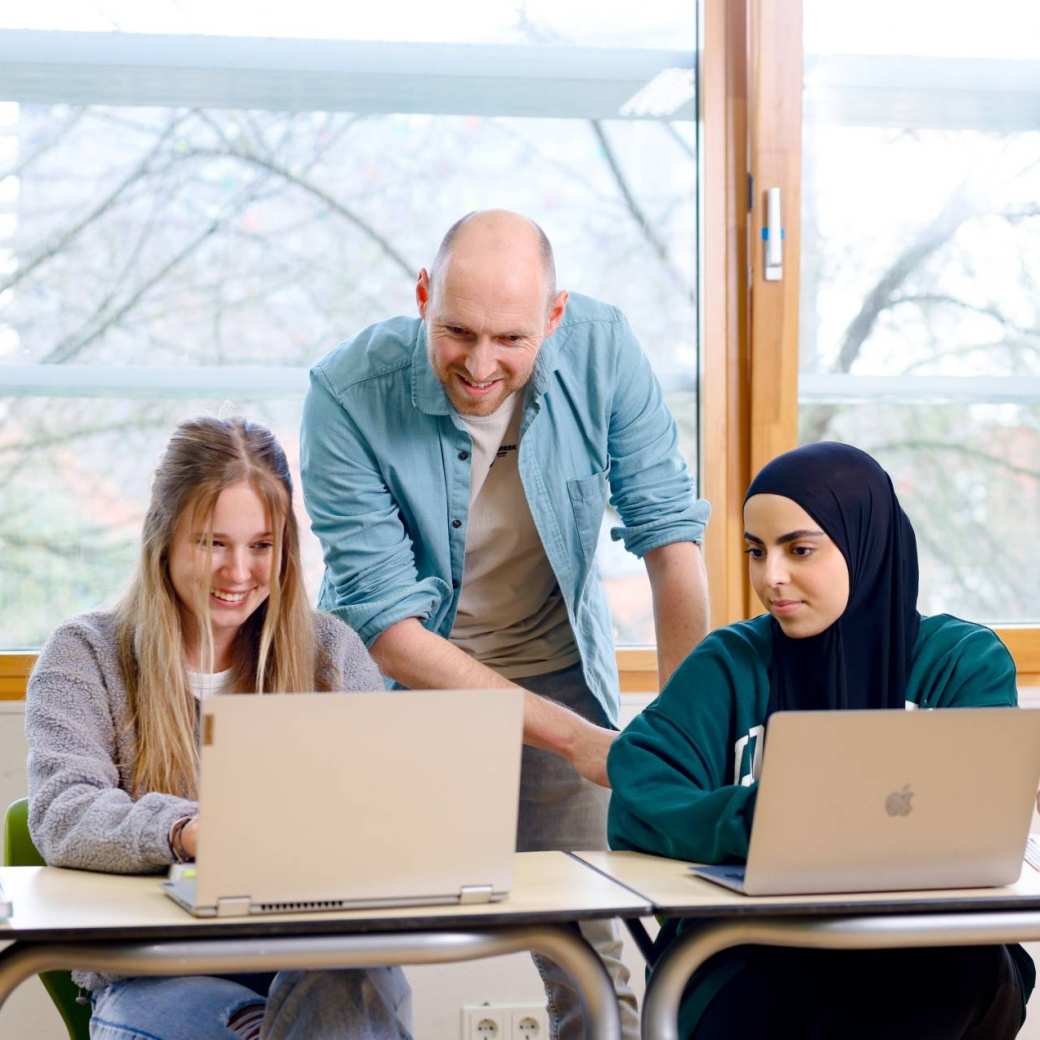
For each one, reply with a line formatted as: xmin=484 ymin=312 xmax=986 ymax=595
xmin=691 ymin=944 xmax=1028 ymax=1040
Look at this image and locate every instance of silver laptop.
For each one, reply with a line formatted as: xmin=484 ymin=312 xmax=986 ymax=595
xmin=693 ymin=708 xmax=1040 ymax=896
xmin=164 ymin=689 xmax=523 ymax=917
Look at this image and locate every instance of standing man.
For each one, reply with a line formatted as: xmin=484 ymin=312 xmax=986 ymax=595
xmin=301 ymin=210 xmax=710 ymax=1038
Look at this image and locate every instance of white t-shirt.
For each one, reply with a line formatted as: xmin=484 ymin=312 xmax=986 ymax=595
xmin=450 ymin=394 xmax=580 ymax=678
xmin=188 ymin=667 xmax=233 ymax=700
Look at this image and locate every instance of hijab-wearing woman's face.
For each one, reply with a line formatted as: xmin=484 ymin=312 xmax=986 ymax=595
xmin=744 ymin=493 xmax=850 ymax=639
xmin=168 ymin=480 xmax=274 ymax=642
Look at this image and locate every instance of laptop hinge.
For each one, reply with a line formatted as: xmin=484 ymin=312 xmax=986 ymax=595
xmin=458 ymin=884 xmax=495 ymax=904
xmin=216 ymin=896 xmax=252 ymax=917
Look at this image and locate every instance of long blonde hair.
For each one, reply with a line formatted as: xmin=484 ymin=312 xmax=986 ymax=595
xmin=117 ymin=417 xmax=330 ymax=799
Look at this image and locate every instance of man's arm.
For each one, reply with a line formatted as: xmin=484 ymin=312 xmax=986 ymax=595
xmin=372 ymin=618 xmax=616 ymax=787
xmin=302 ymin=371 xmax=615 ymax=786
xmin=644 ymin=541 xmax=709 ymax=687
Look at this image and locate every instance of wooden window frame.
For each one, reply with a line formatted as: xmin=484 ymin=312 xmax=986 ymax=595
xmin=2 ymin=0 xmax=1036 ymax=697
xmin=736 ymin=0 xmax=1040 ymax=687
xmin=620 ymin=0 xmax=1040 ymax=690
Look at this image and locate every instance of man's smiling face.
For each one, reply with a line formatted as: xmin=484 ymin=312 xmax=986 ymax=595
xmin=417 ymin=212 xmax=567 ymax=417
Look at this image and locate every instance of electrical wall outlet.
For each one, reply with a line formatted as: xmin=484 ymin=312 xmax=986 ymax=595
xmin=462 ymin=1005 xmax=509 ymax=1040
xmin=511 ymin=1005 xmax=549 ymax=1039
xmin=462 ymin=1003 xmax=550 ymax=1039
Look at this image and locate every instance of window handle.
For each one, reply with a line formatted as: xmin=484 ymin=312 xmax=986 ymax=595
xmin=763 ymin=186 xmax=783 ymax=281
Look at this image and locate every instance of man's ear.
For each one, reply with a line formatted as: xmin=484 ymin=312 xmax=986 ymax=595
xmin=416 ymin=268 xmax=431 ymax=318
xmin=544 ymin=290 xmax=569 ymax=338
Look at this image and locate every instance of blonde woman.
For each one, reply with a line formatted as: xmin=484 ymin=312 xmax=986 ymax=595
xmin=26 ymin=417 xmax=412 ymax=1040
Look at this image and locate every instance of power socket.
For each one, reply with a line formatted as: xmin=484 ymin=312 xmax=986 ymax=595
xmin=512 ymin=1005 xmax=549 ymax=1038
xmin=462 ymin=1005 xmax=509 ymax=1040
xmin=462 ymin=1003 xmax=549 ymax=1040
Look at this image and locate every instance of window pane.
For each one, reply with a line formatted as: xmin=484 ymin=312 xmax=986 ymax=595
xmin=0 ymin=17 xmax=698 ymax=649
xmin=800 ymin=0 xmax=1040 ymax=624
xmin=1 ymin=1 xmax=692 ymax=49
xmin=0 ymin=397 xmax=310 ymax=648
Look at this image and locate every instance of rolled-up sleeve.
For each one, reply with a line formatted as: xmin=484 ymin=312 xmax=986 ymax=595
xmin=301 ymin=369 xmax=447 ymax=647
xmin=606 ymin=316 xmax=710 ymax=556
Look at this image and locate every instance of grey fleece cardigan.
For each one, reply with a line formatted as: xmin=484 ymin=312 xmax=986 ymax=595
xmin=25 ymin=609 xmax=382 ymax=990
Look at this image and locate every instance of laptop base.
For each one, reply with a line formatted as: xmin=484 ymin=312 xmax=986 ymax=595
xmin=163 ymin=873 xmax=504 ymax=918
xmin=690 ymin=864 xmax=750 ymax=894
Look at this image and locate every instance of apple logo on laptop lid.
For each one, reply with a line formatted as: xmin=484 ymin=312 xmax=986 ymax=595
xmin=885 ymin=784 xmax=914 ymax=817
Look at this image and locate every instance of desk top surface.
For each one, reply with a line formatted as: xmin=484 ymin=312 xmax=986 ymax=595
xmin=0 ymin=852 xmax=651 ymax=941
xmin=574 ymin=850 xmax=1040 ymax=918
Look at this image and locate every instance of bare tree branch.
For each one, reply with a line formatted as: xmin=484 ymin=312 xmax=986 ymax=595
xmin=0 ymin=417 xmax=172 ymax=457
xmin=42 ymin=170 xmax=274 ymax=364
xmin=868 ymin=439 xmax=1040 ymax=481
xmin=899 ymin=337 xmax=1040 ymax=373
xmin=803 ymin=190 xmax=978 ymax=442
xmin=0 ymin=107 xmax=87 ymax=181
xmin=175 ymin=145 xmax=416 ymax=277
xmin=0 ymin=110 xmax=192 ymax=297
xmin=589 ymin=120 xmax=694 ymax=304
xmin=663 ymin=121 xmax=695 ymax=160
xmin=886 ymin=292 xmax=1037 ymax=337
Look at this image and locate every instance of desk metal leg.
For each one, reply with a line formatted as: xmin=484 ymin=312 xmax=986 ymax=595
xmin=0 ymin=923 xmax=621 ymax=1040
xmin=642 ymin=910 xmax=1040 ymax=1040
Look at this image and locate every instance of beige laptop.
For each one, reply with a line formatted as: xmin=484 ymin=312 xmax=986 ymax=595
xmin=692 ymin=707 xmax=1040 ymax=896
xmin=163 ymin=689 xmax=523 ymax=917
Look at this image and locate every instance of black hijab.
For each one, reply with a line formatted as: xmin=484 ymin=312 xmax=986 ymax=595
xmin=744 ymin=442 xmax=921 ymax=718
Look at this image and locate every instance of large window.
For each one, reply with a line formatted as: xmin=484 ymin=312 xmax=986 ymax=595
xmin=0 ymin=4 xmax=699 ymax=649
xmin=799 ymin=0 xmax=1040 ymax=623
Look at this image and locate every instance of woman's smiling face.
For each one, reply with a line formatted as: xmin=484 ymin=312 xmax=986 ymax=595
xmin=743 ymin=493 xmax=850 ymax=638
xmin=168 ymin=481 xmax=274 ymax=646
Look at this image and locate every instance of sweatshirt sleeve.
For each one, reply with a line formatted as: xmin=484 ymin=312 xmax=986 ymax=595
xmin=607 ymin=631 xmax=762 ymax=864
xmin=26 ymin=622 xmax=197 ymax=873
xmin=912 ymin=616 xmax=1019 ymax=709
xmin=314 ymin=611 xmax=384 ymax=692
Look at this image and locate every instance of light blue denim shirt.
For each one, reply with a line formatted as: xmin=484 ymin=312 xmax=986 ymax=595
xmin=300 ymin=292 xmax=710 ymax=724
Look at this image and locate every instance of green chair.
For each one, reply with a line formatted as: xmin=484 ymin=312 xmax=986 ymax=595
xmin=3 ymin=798 xmax=92 ymax=1040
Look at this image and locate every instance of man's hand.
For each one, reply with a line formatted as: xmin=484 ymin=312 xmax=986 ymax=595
xmin=568 ymin=720 xmax=619 ymax=789
xmin=374 ymin=619 xmax=615 ymax=773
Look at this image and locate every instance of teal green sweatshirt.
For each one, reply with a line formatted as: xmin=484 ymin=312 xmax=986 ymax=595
xmin=607 ymin=613 xmax=1024 ymax=1032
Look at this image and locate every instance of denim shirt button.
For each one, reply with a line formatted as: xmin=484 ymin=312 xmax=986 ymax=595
xmin=451 ymin=518 xmax=462 ymax=529
xmin=458 ymin=450 xmax=470 ymax=461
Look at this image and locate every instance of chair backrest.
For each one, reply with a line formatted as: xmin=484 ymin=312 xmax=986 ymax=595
xmin=4 ymin=798 xmax=92 ymax=1040
xmin=3 ymin=798 xmax=44 ymax=866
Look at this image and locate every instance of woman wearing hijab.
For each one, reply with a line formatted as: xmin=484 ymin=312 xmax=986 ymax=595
xmin=608 ymin=442 xmax=1032 ymax=1039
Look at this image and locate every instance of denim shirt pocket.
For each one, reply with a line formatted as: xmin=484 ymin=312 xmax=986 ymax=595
xmin=566 ymin=468 xmax=609 ymax=572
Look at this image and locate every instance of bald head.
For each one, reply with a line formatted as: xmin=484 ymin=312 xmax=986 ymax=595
xmin=416 ymin=210 xmax=568 ymax=417
xmin=429 ymin=209 xmax=557 ymax=306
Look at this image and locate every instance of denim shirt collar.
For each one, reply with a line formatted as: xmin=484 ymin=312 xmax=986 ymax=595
xmin=411 ymin=318 xmax=566 ymax=416
xmin=530 ymin=322 xmax=564 ymax=399
xmin=411 ymin=322 xmax=453 ymax=415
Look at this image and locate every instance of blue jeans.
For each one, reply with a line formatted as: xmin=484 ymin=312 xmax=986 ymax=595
xmin=89 ymin=967 xmax=412 ymax=1040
